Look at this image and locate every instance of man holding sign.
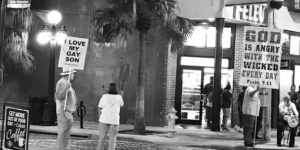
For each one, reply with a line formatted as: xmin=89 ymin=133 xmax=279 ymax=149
xmin=55 ymin=68 xmax=77 ymax=150
xmin=240 ymin=26 xmax=282 ymax=147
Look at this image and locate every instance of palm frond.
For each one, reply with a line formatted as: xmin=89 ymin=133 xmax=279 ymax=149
xmin=92 ymin=3 xmax=135 ymax=46
xmin=4 ymin=32 xmax=35 ymax=74
xmin=161 ymin=16 xmax=196 ymax=51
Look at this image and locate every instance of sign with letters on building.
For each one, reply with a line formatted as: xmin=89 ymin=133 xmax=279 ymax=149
xmin=226 ymin=3 xmax=268 ymax=26
xmin=58 ymin=36 xmax=89 ymax=70
xmin=1 ymin=103 xmax=30 ymax=150
xmin=239 ymin=26 xmax=283 ymax=89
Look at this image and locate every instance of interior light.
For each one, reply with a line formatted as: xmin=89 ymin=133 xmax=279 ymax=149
xmin=208 ymin=18 xmax=215 ymax=22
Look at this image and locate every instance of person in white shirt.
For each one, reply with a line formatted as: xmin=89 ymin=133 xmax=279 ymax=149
xmin=277 ymin=94 xmax=299 ymax=147
xmin=242 ymin=85 xmax=260 ymax=147
xmin=97 ymin=83 xmax=124 ymax=150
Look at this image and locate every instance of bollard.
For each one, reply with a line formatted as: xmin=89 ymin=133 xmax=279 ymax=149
xmin=77 ymin=101 xmax=86 ymax=129
xmin=166 ymin=107 xmax=178 ymax=138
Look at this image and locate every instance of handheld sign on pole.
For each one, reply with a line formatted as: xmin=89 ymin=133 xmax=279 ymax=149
xmin=239 ymin=26 xmax=283 ymax=89
xmin=58 ymin=36 xmax=88 ymax=70
xmin=1 ymin=103 xmax=30 ymax=150
xmin=58 ymin=36 xmax=88 ymax=111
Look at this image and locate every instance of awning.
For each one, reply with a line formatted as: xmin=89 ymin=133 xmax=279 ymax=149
xmin=274 ymin=6 xmax=300 ymax=32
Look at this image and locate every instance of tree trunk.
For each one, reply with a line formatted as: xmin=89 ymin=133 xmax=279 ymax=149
xmin=134 ymin=30 xmax=146 ymax=134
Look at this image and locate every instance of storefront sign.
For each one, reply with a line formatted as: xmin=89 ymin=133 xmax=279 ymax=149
xmin=7 ymin=0 xmax=31 ymax=8
xmin=226 ymin=3 xmax=268 ymax=25
xmin=240 ymin=26 xmax=283 ymax=89
xmin=58 ymin=36 xmax=89 ymax=70
xmin=1 ymin=104 xmax=30 ymax=150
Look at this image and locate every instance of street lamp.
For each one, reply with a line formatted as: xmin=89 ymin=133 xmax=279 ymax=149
xmin=37 ymin=10 xmax=67 ymax=125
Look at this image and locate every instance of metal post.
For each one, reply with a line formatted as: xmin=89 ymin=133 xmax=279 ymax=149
xmin=48 ymin=40 xmax=56 ymax=104
xmin=211 ymin=17 xmax=225 ymax=132
xmin=41 ymin=32 xmax=57 ymax=126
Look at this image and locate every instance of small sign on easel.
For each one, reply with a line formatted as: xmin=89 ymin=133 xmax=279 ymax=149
xmin=1 ymin=103 xmax=30 ymax=150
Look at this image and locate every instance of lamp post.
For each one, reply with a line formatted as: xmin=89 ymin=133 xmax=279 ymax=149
xmin=37 ymin=10 xmax=67 ymax=125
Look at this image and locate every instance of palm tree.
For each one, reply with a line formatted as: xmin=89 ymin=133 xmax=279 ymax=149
xmin=0 ymin=0 xmax=35 ymax=78
xmin=92 ymin=0 xmax=195 ymax=134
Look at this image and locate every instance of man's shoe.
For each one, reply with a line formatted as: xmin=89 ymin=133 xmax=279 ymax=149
xmin=255 ymin=136 xmax=262 ymax=140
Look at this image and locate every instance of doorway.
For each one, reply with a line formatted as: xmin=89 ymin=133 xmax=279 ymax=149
xmin=176 ymin=67 xmax=233 ymax=125
xmin=176 ymin=67 xmax=204 ymax=125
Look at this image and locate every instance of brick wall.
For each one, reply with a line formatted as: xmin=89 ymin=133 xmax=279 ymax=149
xmin=232 ymin=26 xmax=244 ymax=126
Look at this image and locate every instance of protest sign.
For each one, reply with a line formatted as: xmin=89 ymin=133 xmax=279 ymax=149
xmin=1 ymin=104 xmax=30 ymax=150
xmin=58 ymin=36 xmax=88 ymax=70
xmin=239 ymin=26 xmax=282 ymax=89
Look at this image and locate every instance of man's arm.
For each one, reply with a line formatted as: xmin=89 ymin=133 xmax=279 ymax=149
xmin=55 ymin=81 xmax=71 ymax=100
xmin=249 ymin=87 xmax=260 ymax=97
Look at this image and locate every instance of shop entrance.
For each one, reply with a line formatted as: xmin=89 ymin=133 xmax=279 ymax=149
xmin=176 ymin=66 xmax=233 ymax=126
xmin=176 ymin=67 xmax=204 ymax=125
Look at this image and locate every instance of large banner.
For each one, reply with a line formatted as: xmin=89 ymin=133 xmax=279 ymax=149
xmin=239 ymin=26 xmax=283 ymax=89
xmin=58 ymin=36 xmax=88 ymax=70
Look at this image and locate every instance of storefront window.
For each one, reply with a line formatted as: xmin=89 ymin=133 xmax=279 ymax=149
xmin=185 ymin=26 xmax=232 ymax=49
xmin=290 ymin=35 xmax=300 ymax=55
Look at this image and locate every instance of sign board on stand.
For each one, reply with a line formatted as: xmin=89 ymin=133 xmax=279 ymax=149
xmin=239 ymin=26 xmax=283 ymax=89
xmin=1 ymin=103 xmax=30 ymax=150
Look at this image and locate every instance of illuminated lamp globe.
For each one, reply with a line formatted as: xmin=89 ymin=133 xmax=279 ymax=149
xmin=55 ymin=31 xmax=67 ymax=45
xmin=47 ymin=10 xmax=62 ymax=25
xmin=37 ymin=31 xmax=51 ymax=45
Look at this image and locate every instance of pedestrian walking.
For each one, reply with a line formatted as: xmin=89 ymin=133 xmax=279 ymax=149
xmin=203 ymin=76 xmax=214 ymax=129
xmin=277 ymin=94 xmax=298 ymax=147
xmin=242 ymin=85 xmax=261 ymax=147
xmin=221 ymin=83 xmax=232 ymax=131
xmin=55 ymin=68 xmax=77 ymax=150
xmin=97 ymin=83 xmax=124 ymax=150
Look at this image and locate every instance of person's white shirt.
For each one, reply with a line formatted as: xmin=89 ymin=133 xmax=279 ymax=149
xmin=279 ymin=101 xmax=299 ymax=118
xmin=98 ymin=94 xmax=124 ymax=125
xmin=242 ymin=86 xmax=260 ymax=116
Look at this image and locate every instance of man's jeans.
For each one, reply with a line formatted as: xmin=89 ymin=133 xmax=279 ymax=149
xmin=243 ymin=114 xmax=256 ymax=145
xmin=57 ymin=111 xmax=73 ymax=150
xmin=222 ymin=108 xmax=230 ymax=129
xmin=97 ymin=122 xmax=119 ymax=150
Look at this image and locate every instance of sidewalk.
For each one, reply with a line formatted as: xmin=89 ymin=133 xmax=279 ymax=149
xmin=30 ymin=121 xmax=300 ymax=150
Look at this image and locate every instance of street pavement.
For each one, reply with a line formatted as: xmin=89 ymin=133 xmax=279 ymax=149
xmin=28 ymin=133 xmax=211 ymax=150
xmin=28 ymin=121 xmax=300 ymax=150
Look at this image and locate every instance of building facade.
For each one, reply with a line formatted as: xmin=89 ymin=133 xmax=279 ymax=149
xmin=1 ymin=0 xmax=300 ymax=127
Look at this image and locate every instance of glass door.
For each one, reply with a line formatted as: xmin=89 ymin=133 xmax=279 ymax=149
xmin=179 ymin=68 xmax=203 ymax=124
